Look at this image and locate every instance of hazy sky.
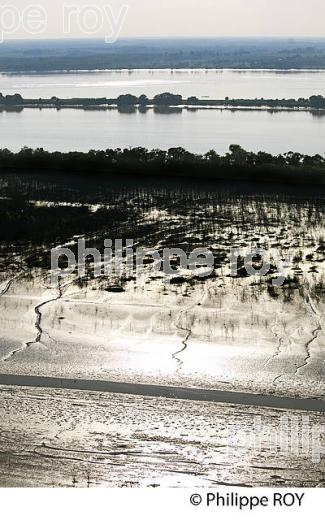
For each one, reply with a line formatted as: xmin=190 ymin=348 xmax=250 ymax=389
xmin=2 ymin=0 xmax=325 ymax=40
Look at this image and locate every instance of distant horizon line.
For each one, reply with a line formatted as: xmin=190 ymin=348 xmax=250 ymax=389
xmin=2 ymin=36 xmax=325 ymax=44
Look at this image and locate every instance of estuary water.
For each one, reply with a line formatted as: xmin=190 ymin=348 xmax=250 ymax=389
xmin=0 ymin=69 xmax=325 ymax=154
xmin=0 ymin=106 xmax=324 ymax=155
xmin=1 ymin=68 xmax=325 ymax=99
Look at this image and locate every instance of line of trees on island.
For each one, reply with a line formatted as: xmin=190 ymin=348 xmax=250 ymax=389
xmin=1 ymin=92 xmax=325 ymax=110
xmin=0 ymin=145 xmax=324 ymax=185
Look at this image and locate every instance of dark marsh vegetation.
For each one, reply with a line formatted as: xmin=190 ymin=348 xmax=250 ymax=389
xmin=0 ymin=172 xmax=324 ymax=305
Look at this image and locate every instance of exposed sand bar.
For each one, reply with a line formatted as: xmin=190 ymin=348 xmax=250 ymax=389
xmin=0 ymin=374 xmax=323 ymax=413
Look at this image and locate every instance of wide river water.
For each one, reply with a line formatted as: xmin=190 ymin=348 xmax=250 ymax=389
xmin=0 ymin=69 xmax=325 ymax=154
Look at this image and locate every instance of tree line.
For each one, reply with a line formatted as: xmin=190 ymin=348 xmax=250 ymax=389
xmin=0 ymin=145 xmax=325 ymax=185
xmin=2 ymin=39 xmax=325 ymax=72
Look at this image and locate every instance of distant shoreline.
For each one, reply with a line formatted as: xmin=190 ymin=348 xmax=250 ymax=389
xmin=2 ymin=68 xmax=325 ymax=75
xmin=2 ymin=38 xmax=325 ymax=72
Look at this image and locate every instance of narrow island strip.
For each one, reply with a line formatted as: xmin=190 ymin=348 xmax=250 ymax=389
xmin=1 ymin=92 xmax=325 ymax=112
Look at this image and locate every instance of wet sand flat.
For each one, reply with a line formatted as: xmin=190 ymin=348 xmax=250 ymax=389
xmin=0 ymin=176 xmax=324 ymax=487
xmin=0 ymin=386 xmax=324 ymax=488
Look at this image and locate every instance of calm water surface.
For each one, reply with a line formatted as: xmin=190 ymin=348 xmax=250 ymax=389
xmin=1 ymin=69 xmax=325 ymax=154
xmin=0 ymin=107 xmax=324 ymax=154
xmin=1 ymin=69 xmax=325 ymax=99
